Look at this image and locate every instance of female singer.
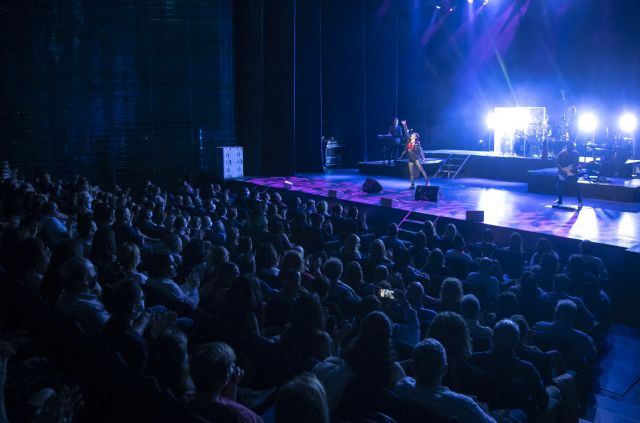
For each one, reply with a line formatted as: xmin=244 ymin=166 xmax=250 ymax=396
xmin=400 ymin=129 xmax=429 ymax=189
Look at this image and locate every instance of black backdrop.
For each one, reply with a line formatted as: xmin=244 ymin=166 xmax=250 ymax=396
xmin=1 ymin=0 xmax=235 ymax=186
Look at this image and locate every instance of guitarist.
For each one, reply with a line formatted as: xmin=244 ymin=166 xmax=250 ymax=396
xmin=556 ymin=141 xmax=583 ymax=208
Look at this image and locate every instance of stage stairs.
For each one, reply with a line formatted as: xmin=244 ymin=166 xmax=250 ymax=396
xmin=397 ymin=211 xmax=428 ymax=245
xmin=434 ymin=153 xmax=470 ymax=179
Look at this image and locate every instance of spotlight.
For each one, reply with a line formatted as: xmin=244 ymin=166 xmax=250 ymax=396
xmin=435 ymin=5 xmax=441 ymax=9
xmin=578 ymin=113 xmax=598 ymax=133
xmin=619 ymin=113 xmax=638 ymax=133
xmin=486 ymin=112 xmax=496 ymax=130
xmin=467 ymin=0 xmax=474 ymax=3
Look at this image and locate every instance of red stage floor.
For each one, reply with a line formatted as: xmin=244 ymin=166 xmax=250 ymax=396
xmin=241 ymin=169 xmax=640 ymax=250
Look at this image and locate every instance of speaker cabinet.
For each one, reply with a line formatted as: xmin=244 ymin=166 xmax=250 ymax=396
xmin=466 ymin=210 xmax=485 ymax=222
xmin=362 ymin=178 xmax=383 ymax=193
xmin=415 ymin=185 xmax=439 ymax=201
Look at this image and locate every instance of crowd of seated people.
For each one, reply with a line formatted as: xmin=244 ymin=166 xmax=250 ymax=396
xmin=0 ymin=162 xmax=612 ymax=422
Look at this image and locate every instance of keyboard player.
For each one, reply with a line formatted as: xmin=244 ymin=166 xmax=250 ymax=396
xmin=386 ymin=117 xmax=405 ymax=165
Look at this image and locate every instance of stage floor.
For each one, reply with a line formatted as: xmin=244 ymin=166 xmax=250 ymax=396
xmin=241 ymin=169 xmax=640 ymax=250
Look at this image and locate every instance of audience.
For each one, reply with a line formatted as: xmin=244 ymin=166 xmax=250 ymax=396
xmin=0 ymin=165 xmax=618 ymax=422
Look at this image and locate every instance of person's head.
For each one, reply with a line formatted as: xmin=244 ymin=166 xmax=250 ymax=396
xmin=460 ymin=294 xmax=481 ymax=320
xmin=427 ymin=311 xmax=472 ymax=363
xmin=343 ymin=234 xmax=361 ymax=254
xmin=492 ymin=319 xmax=520 ymax=353
xmin=427 ymin=248 xmax=445 ymax=268
xmin=496 ymin=292 xmax=519 ymax=321
xmin=189 ymin=342 xmax=236 ymax=394
xmin=237 ymin=252 xmax=256 ymax=276
xmin=452 ymin=234 xmax=466 ymax=251
xmin=60 ymin=257 xmax=97 ymax=293
xmin=440 ymin=277 xmax=463 ymax=311
xmin=370 ymin=239 xmax=388 ymax=260
xmin=275 ymin=373 xmax=329 ymax=423
xmin=387 ymin=223 xmax=398 ymax=237
xmin=147 ymin=249 xmax=177 ymax=279
xmin=255 ymin=242 xmax=278 ymax=270
xmin=280 ymin=269 xmax=301 ymax=296
xmin=554 ymin=299 xmax=578 ymax=324
xmin=281 ymin=249 xmax=305 ymax=272
xmin=209 ymin=245 xmax=230 ymax=268
xmin=214 ymin=262 xmax=240 ymax=290
xmin=481 ymin=229 xmax=494 ymax=244
xmin=310 ymin=276 xmax=330 ymax=301
xmin=566 ymin=254 xmax=583 ymax=274
xmin=443 ymin=223 xmax=458 ymax=241
xmin=566 ymin=141 xmax=575 ymax=152
xmin=343 ymin=261 xmax=364 ymax=288
xmin=413 ymin=231 xmax=426 ymax=250
xmin=406 ymin=281 xmax=425 ymax=308
xmin=413 ymin=338 xmax=448 ymax=387
xmin=579 ymin=239 xmax=594 ymax=255
xmin=322 ymin=258 xmax=343 ymax=282
xmin=103 ymin=279 xmax=145 ymax=320
xmin=77 ymin=215 xmax=97 ymax=240
xmin=164 ymin=233 xmax=183 ymax=254
xmin=536 ymin=238 xmax=552 ymax=253
xmin=373 ymin=264 xmax=390 ymax=284
xmin=519 ymin=271 xmax=538 ymax=293
xmin=393 ymin=117 xmax=399 ymax=126
xmin=553 ymin=274 xmax=570 ymax=294
xmin=182 ymin=239 xmax=208 ymax=268
xmin=224 ymin=274 xmax=263 ymax=314
xmin=117 ymin=242 xmax=141 ymax=272
xmin=115 ymin=207 xmax=131 ymax=224
xmin=509 ymin=232 xmax=523 ymax=251
xmin=422 ymin=220 xmax=437 ymax=237
xmin=509 ymin=314 xmax=530 ymax=343
xmin=478 ymin=257 xmax=493 ymax=273
xmin=289 ymin=292 xmax=326 ymax=341
xmin=348 ymin=311 xmax=392 ymax=359
xmin=42 ymin=201 xmax=59 ymax=217
xmin=541 ymin=252 xmax=559 ymax=274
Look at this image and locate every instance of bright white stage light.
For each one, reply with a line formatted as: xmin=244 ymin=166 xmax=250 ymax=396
xmin=467 ymin=0 xmax=474 ymax=3
xmin=619 ymin=113 xmax=638 ymax=133
xmin=486 ymin=112 xmax=496 ymax=129
xmin=578 ymin=113 xmax=598 ymax=132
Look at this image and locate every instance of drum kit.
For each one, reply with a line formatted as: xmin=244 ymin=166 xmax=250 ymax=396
xmin=515 ymin=116 xmax=633 ymax=176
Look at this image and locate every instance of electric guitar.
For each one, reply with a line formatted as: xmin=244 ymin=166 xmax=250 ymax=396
xmin=557 ymin=164 xmax=580 ymax=181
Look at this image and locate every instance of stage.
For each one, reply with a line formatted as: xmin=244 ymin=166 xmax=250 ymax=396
xmin=235 ymin=170 xmax=640 ymax=251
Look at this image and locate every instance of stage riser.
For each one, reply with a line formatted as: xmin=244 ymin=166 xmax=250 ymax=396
xmin=359 ymin=152 xmax=556 ymax=182
xmin=527 ymin=170 xmax=640 ymax=203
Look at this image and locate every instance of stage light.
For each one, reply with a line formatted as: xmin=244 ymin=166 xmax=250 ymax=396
xmin=619 ymin=113 xmax=638 ymax=133
xmin=578 ymin=113 xmax=598 ymax=133
xmin=467 ymin=0 xmax=474 ymax=3
xmin=435 ymin=5 xmax=441 ymax=9
xmin=486 ymin=112 xmax=496 ymax=129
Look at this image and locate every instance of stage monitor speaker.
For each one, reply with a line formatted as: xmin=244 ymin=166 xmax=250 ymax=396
xmin=415 ymin=185 xmax=439 ymax=201
xmin=362 ymin=178 xmax=383 ymax=193
xmin=328 ymin=189 xmax=341 ymax=198
xmin=284 ymin=180 xmax=294 ymax=189
xmin=380 ymin=197 xmax=395 ymax=207
xmin=466 ymin=210 xmax=485 ymax=222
